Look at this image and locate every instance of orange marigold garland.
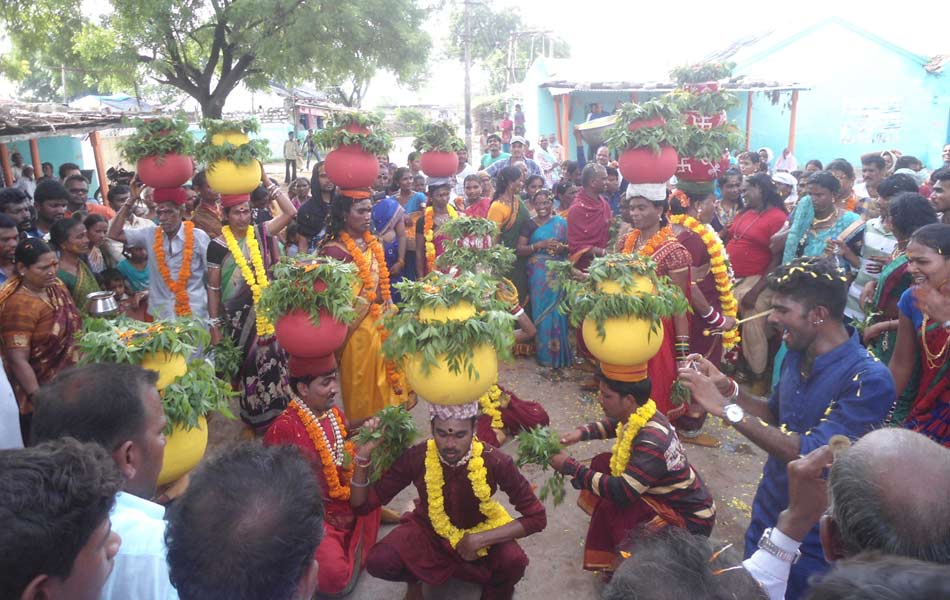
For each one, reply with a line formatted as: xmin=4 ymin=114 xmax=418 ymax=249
xmin=621 ymin=225 xmax=676 ymax=257
xmin=290 ymin=399 xmax=355 ymax=501
xmin=153 ymin=220 xmax=194 ymax=316
xmin=669 ymin=214 xmax=740 ymax=349
xmin=844 ymin=194 xmax=858 ymax=214
xmin=423 ymin=205 xmax=458 ymax=274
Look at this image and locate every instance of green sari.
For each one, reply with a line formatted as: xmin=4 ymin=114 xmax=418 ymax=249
xmin=498 ymin=199 xmax=531 ymax=304
xmin=58 ymin=260 xmax=101 ymax=313
xmin=871 ymin=254 xmax=918 ymax=424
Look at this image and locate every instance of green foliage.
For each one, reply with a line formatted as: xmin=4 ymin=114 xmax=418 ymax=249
xmin=553 ymin=254 xmax=689 ymax=337
xmin=160 ymin=359 xmax=236 ymax=433
xmin=515 ymin=426 xmax=566 ymax=505
xmin=119 ymin=116 xmax=195 ymax=163
xmin=350 ymin=406 xmax=417 ymax=483
xmin=390 ymin=107 xmax=428 ymax=136
xmin=201 ymin=118 xmax=260 ymax=136
xmin=77 ymin=316 xmax=210 ymax=363
xmin=671 ymin=89 xmax=740 ymax=115
xmin=194 ymin=118 xmax=271 ymax=166
xmin=435 ymin=217 xmax=515 ymax=276
xmin=605 ymin=98 xmax=685 ymax=153
xmin=669 ymin=61 xmax=736 ymax=84
xmin=679 ymin=124 xmax=744 ymax=163
xmin=383 ymin=272 xmax=515 ymax=377
xmin=256 ymin=255 xmax=359 ymax=326
xmin=212 ymin=333 xmax=242 ymax=381
xmin=312 ymin=112 xmax=393 ymax=155
xmin=412 ymin=121 xmax=467 ymax=153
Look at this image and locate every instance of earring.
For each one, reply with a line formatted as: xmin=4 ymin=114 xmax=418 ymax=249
xmin=812 ymin=319 xmax=824 ymax=326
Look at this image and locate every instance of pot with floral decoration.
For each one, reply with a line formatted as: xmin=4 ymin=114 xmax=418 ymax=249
xmin=314 ymin=112 xmax=392 ymax=189
xmin=384 ymin=271 xmax=515 ymax=405
xmin=675 ymin=127 xmax=741 ymax=182
xmin=77 ymin=317 xmax=235 ymax=485
xmin=604 ymin=98 xmax=685 ymax=184
xmin=119 ymin=116 xmax=195 ymax=188
xmin=413 ymin=121 xmax=467 ymax=177
xmin=553 ymin=254 xmax=688 ymax=367
xmin=435 ymin=217 xmax=515 ymax=277
xmin=194 ymin=118 xmax=271 ymax=194
xmin=256 ymin=255 xmax=360 ymax=358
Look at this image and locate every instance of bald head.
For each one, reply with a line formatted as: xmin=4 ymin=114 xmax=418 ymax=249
xmin=828 ymin=428 xmax=950 ymax=563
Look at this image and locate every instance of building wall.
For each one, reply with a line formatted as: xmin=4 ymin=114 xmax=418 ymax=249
xmin=732 ymin=22 xmax=950 ymax=168
xmin=6 ymin=136 xmax=85 ymax=182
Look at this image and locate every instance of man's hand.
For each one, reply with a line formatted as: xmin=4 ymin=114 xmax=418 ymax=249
xmin=548 ymin=450 xmax=571 ymax=473
xmin=677 ymin=366 xmax=727 ymax=418
xmin=354 ymin=417 xmax=384 ymax=459
xmin=859 ymin=280 xmax=878 ymax=306
xmin=559 ymin=429 xmax=583 ymax=446
xmin=864 ymin=254 xmax=889 ymax=275
xmin=776 ymin=445 xmax=833 ymax=542
xmin=456 ymin=532 xmax=486 ymax=562
xmin=682 ymin=354 xmax=731 ymax=393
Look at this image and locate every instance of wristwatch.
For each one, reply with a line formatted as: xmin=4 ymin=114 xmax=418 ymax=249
xmin=758 ymin=528 xmax=802 ymax=564
xmin=722 ymin=403 xmax=745 ymax=426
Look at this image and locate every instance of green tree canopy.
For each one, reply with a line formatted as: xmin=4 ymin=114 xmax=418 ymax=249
xmin=1 ymin=0 xmax=432 ymax=117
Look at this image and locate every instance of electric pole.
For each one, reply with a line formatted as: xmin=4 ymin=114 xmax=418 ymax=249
xmin=463 ymin=0 xmax=473 ymax=154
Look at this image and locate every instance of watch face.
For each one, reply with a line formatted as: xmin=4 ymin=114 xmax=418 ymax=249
xmin=725 ymin=404 xmax=744 ymax=423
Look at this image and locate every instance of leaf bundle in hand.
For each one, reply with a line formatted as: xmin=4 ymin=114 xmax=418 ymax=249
xmin=351 ymin=406 xmax=418 ymax=483
xmin=516 ymin=426 xmax=567 ymax=505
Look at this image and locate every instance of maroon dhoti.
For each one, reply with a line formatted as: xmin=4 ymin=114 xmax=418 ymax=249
xmin=476 ymin=385 xmax=550 ymax=447
xmin=316 ymin=507 xmax=381 ymax=595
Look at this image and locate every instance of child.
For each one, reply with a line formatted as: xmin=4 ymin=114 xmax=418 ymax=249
xmin=116 ymin=241 xmax=149 ymax=293
xmin=412 ymin=173 xmax=426 ymax=195
xmin=101 ymin=268 xmax=151 ymax=322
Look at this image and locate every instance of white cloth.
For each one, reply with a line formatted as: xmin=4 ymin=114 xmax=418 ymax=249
xmin=742 ymin=528 xmax=801 ymax=600
xmin=453 ymin=163 xmax=478 ymax=197
xmin=774 ymin=152 xmax=798 ymax=173
xmin=100 ymin=492 xmax=178 ymax=600
xmin=534 ymin=148 xmax=560 ymax=187
xmin=625 ymin=183 xmax=667 ymax=202
xmin=125 ymin=222 xmax=210 ymax=321
xmin=0 ymin=356 xmax=21 ymax=449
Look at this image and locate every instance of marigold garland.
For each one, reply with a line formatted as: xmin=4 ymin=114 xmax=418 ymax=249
xmin=424 ymin=204 xmax=459 ymax=274
xmin=621 ymin=225 xmax=676 ymax=257
xmin=844 ymin=194 xmax=858 ymax=214
xmin=609 ymin=399 xmax=657 ymax=476
xmin=153 ymin=220 xmax=194 ymax=316
xmin=425 ymin=438 xmax=513 ymax=557
xmin=669 ymin=214 xmax=740 ymax=349
xmin=290 ymin=399 xmax=355 ymax=501
xmin=222 ymin=225 xmax=275 ymax=337
xmin=478 ymin=384 xmax=505 ymax=431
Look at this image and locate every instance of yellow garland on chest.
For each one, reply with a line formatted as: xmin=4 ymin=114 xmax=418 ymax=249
xmin=609 ymin=399 xmax=657 ymax=476
xmin=668 ymin=214 xmax=740 ymax=350
xmin=424 ymin=205 xmax=459 ymax=274
xmin=222 ymin=225 xmax=275 ymax=337
xmin=424 ymin=439 xmax=513 ymax=557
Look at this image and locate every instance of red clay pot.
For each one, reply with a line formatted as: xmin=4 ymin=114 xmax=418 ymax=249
xmin=675 ymin=154 xmax=731 ymax=182
xmin=420 ymin=151 xmax=459 ymax=177
xmin=618 ymin=145 xmax=679 ymax=184
xmin=274 ymin=309 xmax=348 ymax=358
xmin=324 ymin=144 xmax=379 ymax=189
xmin=136 ymin=153 xmax=194 ymax=188
xmin=627 ymin=115 xmax=666 ymax=132
xmin=684 ymin=111 xmax=728 ymax=130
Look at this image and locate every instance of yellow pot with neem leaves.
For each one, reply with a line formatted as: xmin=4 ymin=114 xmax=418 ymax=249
xmin=139 ymin=352 xmax=188 ymax=390
xmin=157 ymin=416 xmax=208 ymax=486
xmin=418 ymin=300 xmax=476 ymax=323
xmin=405 ymin=344 xmax=498 ymax=406
xmin=205 ymin=129 xmax=260 ymax=194
xmin=582 ymin=275 xmax=663 ymax=365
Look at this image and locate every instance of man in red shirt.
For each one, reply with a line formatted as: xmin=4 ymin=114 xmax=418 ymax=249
xmin=499 ymin=115 xmax=514 ymax=153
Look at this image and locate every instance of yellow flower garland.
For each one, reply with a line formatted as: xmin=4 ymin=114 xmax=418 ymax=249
xmin=424 ymin=438 xmax=513 ymax=557
xmin=221 ymin=225 xmax=275 ymax=337
xmin=424 ymin=204 xmax=459 ymax=273
xmin=669 ymin=214 xmax=740 ymax=350
xmin=478 ymin=384 xmax=504 ymax=430
xmin=609 ymin=399 xmax=657 ymax=476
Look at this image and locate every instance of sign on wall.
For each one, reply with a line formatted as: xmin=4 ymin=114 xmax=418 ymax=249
xmin=839 ymin=98 xmax=903 ymax=145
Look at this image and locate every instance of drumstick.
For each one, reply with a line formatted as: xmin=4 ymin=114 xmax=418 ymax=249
xmin=702 ymin=309 xmax=774 ymax=336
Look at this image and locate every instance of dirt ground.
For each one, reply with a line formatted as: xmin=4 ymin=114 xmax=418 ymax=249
xmin=207 ymin=354 xmax=766 ymax=600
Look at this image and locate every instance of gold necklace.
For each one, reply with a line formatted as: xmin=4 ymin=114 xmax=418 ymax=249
xmin=811 ymin=207 xmax=839 ymax=228
xmin=921 ymin=315 xmax=950 ymax=369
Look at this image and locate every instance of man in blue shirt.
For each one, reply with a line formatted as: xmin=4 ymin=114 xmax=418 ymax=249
xmin=678 ymin=256 xmax=896 ymax=600
xmin=484 ymin=136 xmax=542 ymax=178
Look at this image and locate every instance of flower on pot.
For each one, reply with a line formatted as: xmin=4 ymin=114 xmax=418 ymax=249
xmin=604 ymin=98 xmax=685 ymax=184
xmin=553 ymin=254 xmax=688 ymax=366
xmin=435 ymin=217 xmax=515 ymax=276
xmin=313 ymin=112 xmax=393 ymax=189
xmin=383 ymin=272 xmax=515 ymax=406
xmin=256 ymin=255 xmax=360 ymax=358
xmin=119 ymin=116 xmax=196 ymax=188
xmin=194 ymin=118 xmax=271 ymax=195
xmin=675 ymin=125 xmax=744 ymax=182
xmin=412 ymin=121 xmax=467 ymax=177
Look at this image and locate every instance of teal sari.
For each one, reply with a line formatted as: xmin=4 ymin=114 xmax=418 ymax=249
xmin=499 ymin=199 xmax=531 ymax=304
xmin=527 ymin=216 xmax=571 ymax=368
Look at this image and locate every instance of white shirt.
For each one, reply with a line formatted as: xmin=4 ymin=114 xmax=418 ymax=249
xmin=0 ymin=356 xmax=21 ymax=449
xmin=100 ymin=492 xmax=178 ymax=600
xmin=125 ymin=222 xmax=210 ymax=321
xmin=453 ymin=162 xmax=478 ymax=197
xmin=742 ymin=528 xmax=801 ymax=600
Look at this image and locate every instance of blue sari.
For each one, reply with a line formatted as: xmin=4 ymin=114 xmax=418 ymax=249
xmin=527 ymin=215 xmax=572 ymax=368
xmin=372 ymin=196 xmax=405 ymax=303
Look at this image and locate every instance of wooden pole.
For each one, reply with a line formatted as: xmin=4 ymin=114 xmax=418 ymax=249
xmin=553 ymin=95 xmax=562 ymax=152
xmin=788 ymin=90 xmax=800 ymax=153
xmin=29 ymin=139 xmax=42 ymax=176
xmin=745 ymin=91 xmax=753 ymax=150
xmin=89 ymin=131 xmax=110 ymax=200
xmin=0 ymin=144 xmax=13 ymax=187
xmin=561 ymin=95 xmax=571 ymax=161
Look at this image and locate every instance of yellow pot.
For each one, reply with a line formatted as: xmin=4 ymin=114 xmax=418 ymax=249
xmin=418 ymin=301 xmax=476 ymax=323
xmin=210 ymin=130 xmax=250 ymax=146
xmin=157 ymin=416 xmax=208 ymax=486
xmin=406 ymin=344 xmax=497 ymax=406
xmin=206 ymin=159 xmax=261 ymax=195
xmin=139 ymin=352 xmax=187 ymax=391
xmin=596 ymin=274 xmax=656 ymax=296
xmin=582 ymin=316 xmax=664 ymax=366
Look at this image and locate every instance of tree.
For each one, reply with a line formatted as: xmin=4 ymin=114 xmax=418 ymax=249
xmin=1 ymin=0 xmax=432 ymax=117
xmin=445 ymin=3 xmax=569 ymax=94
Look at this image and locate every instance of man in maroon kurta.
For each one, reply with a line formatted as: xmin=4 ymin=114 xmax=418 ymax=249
xmin=351 ymin=401 xmax=546 ymax=600
xmin=567 ymin=163 xmax=612 ymax=271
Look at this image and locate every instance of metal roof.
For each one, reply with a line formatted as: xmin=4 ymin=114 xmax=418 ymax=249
xmin=0 ymin=99 xmax=148 ymax=143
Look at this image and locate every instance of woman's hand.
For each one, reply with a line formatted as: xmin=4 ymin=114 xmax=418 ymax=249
xmin=859 ymin=280 xmax=878 ymax=307
xmin=721 ymin=315 xmax=738 ymax=332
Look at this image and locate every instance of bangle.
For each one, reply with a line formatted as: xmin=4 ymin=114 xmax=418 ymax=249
xmin=207 ymin=284 xmax=221 ymax=291
xmin=700 ymin=306 xmax=715 ymax=319
xmin=727 ymin=378 xmax=740 ymax=402
xmin=354 ymin=455 xmax=372 ymax=467
xmin=350 ymin=478 xmax=370 ymax=488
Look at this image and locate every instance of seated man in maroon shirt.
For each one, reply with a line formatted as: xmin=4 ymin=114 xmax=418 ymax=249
xmin=351 ymin=400 xmax=547 ymax=600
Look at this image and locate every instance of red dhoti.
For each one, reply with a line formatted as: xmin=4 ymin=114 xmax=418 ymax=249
xmin=316 ymin=507 xmax=381 ymax=595
xmin=476 ymin=385 xmax=550 ymax=447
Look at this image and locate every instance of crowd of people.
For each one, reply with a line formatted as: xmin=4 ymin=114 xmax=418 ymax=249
xmin=1 ymin=132 xmax=950 ymax=600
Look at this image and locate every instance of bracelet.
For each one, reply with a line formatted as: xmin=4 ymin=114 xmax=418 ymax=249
xmin=512 ymin=306 xmax=525 ymax=318
xmin=700 ymin=306 xmax=715 ymax=319
xmin=726 ymin=378 xmax=740 ymax=402
xmin=350 ymin=478 xmax=370 ymax=488
xmin=354 ymin=456 xmax=372 ymax=467
xmin=207 ymin=284 xmax=221 ymax=291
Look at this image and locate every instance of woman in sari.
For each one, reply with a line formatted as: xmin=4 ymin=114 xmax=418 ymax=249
xmin=516 ymin=188 xmax=571 ymax=368
xmin=320 ymin=190 xmax=403 ymax=424
xmin=488 ymin=166 xmax=531 ymax=304
xmin=207 ymin=176 xmax=298 ymax=432
xmin=414 ymin=178 xmax=457 ymax=277
xmin=0 ymin=238 xmax=81 ymax=442
xmin=390 ymin=167 xmax=427 ymax=283
xmin=83 ymin=213 xmax=114 ymax=274
xmin=49 ymin=216 xmax=101 ymax=312
xmin=618 ymin=184 xmax=693 ymax=420
xmin=889 ymin=223 xmax=950 ymax=447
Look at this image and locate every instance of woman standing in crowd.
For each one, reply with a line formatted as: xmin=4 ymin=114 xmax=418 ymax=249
xmin=725 ymin=173 xmax=787 ymax=387
xmin=207 ymin=177 xmax=298 ymax=433
xmin=488 ymin=166 xmax=531 ymax=304
xmin=783 ymin=171 xmax=862 ymax=267
xmin=554 ymin=179 xmax=576 ymax=219
xmin=50 ymin=216 xmax=100 ymax=310
xmin=454 ymin=173 xmax=492 ymax=218
xmin=414 ymin=179 xmax=456 ymax=277
xmin=290 ymin=176 xmax=311 ymax=209
xmin=0 ymin=238 xmax=81 ymax=441
xmin=517 ymin=188 xmax=571 ymax=369
xmin=371 ymin=172 xmax=407 ymax=301
xmin=522 ymin=174 xmax=545 ymax=206
xmin=83 ymin=214 xmax=113 ymax=274
xmin=390 ymin=167 xmax=426 ymax=283
xmin=714 ymin=168 xmax=743 ymax=233
xmin=296 ymin=161 xmax=336 ymax=254
xmin=888 ymin=223 xmax=950 ymax=446
xmin=861 ymin=193 xmax=937 ymax=423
